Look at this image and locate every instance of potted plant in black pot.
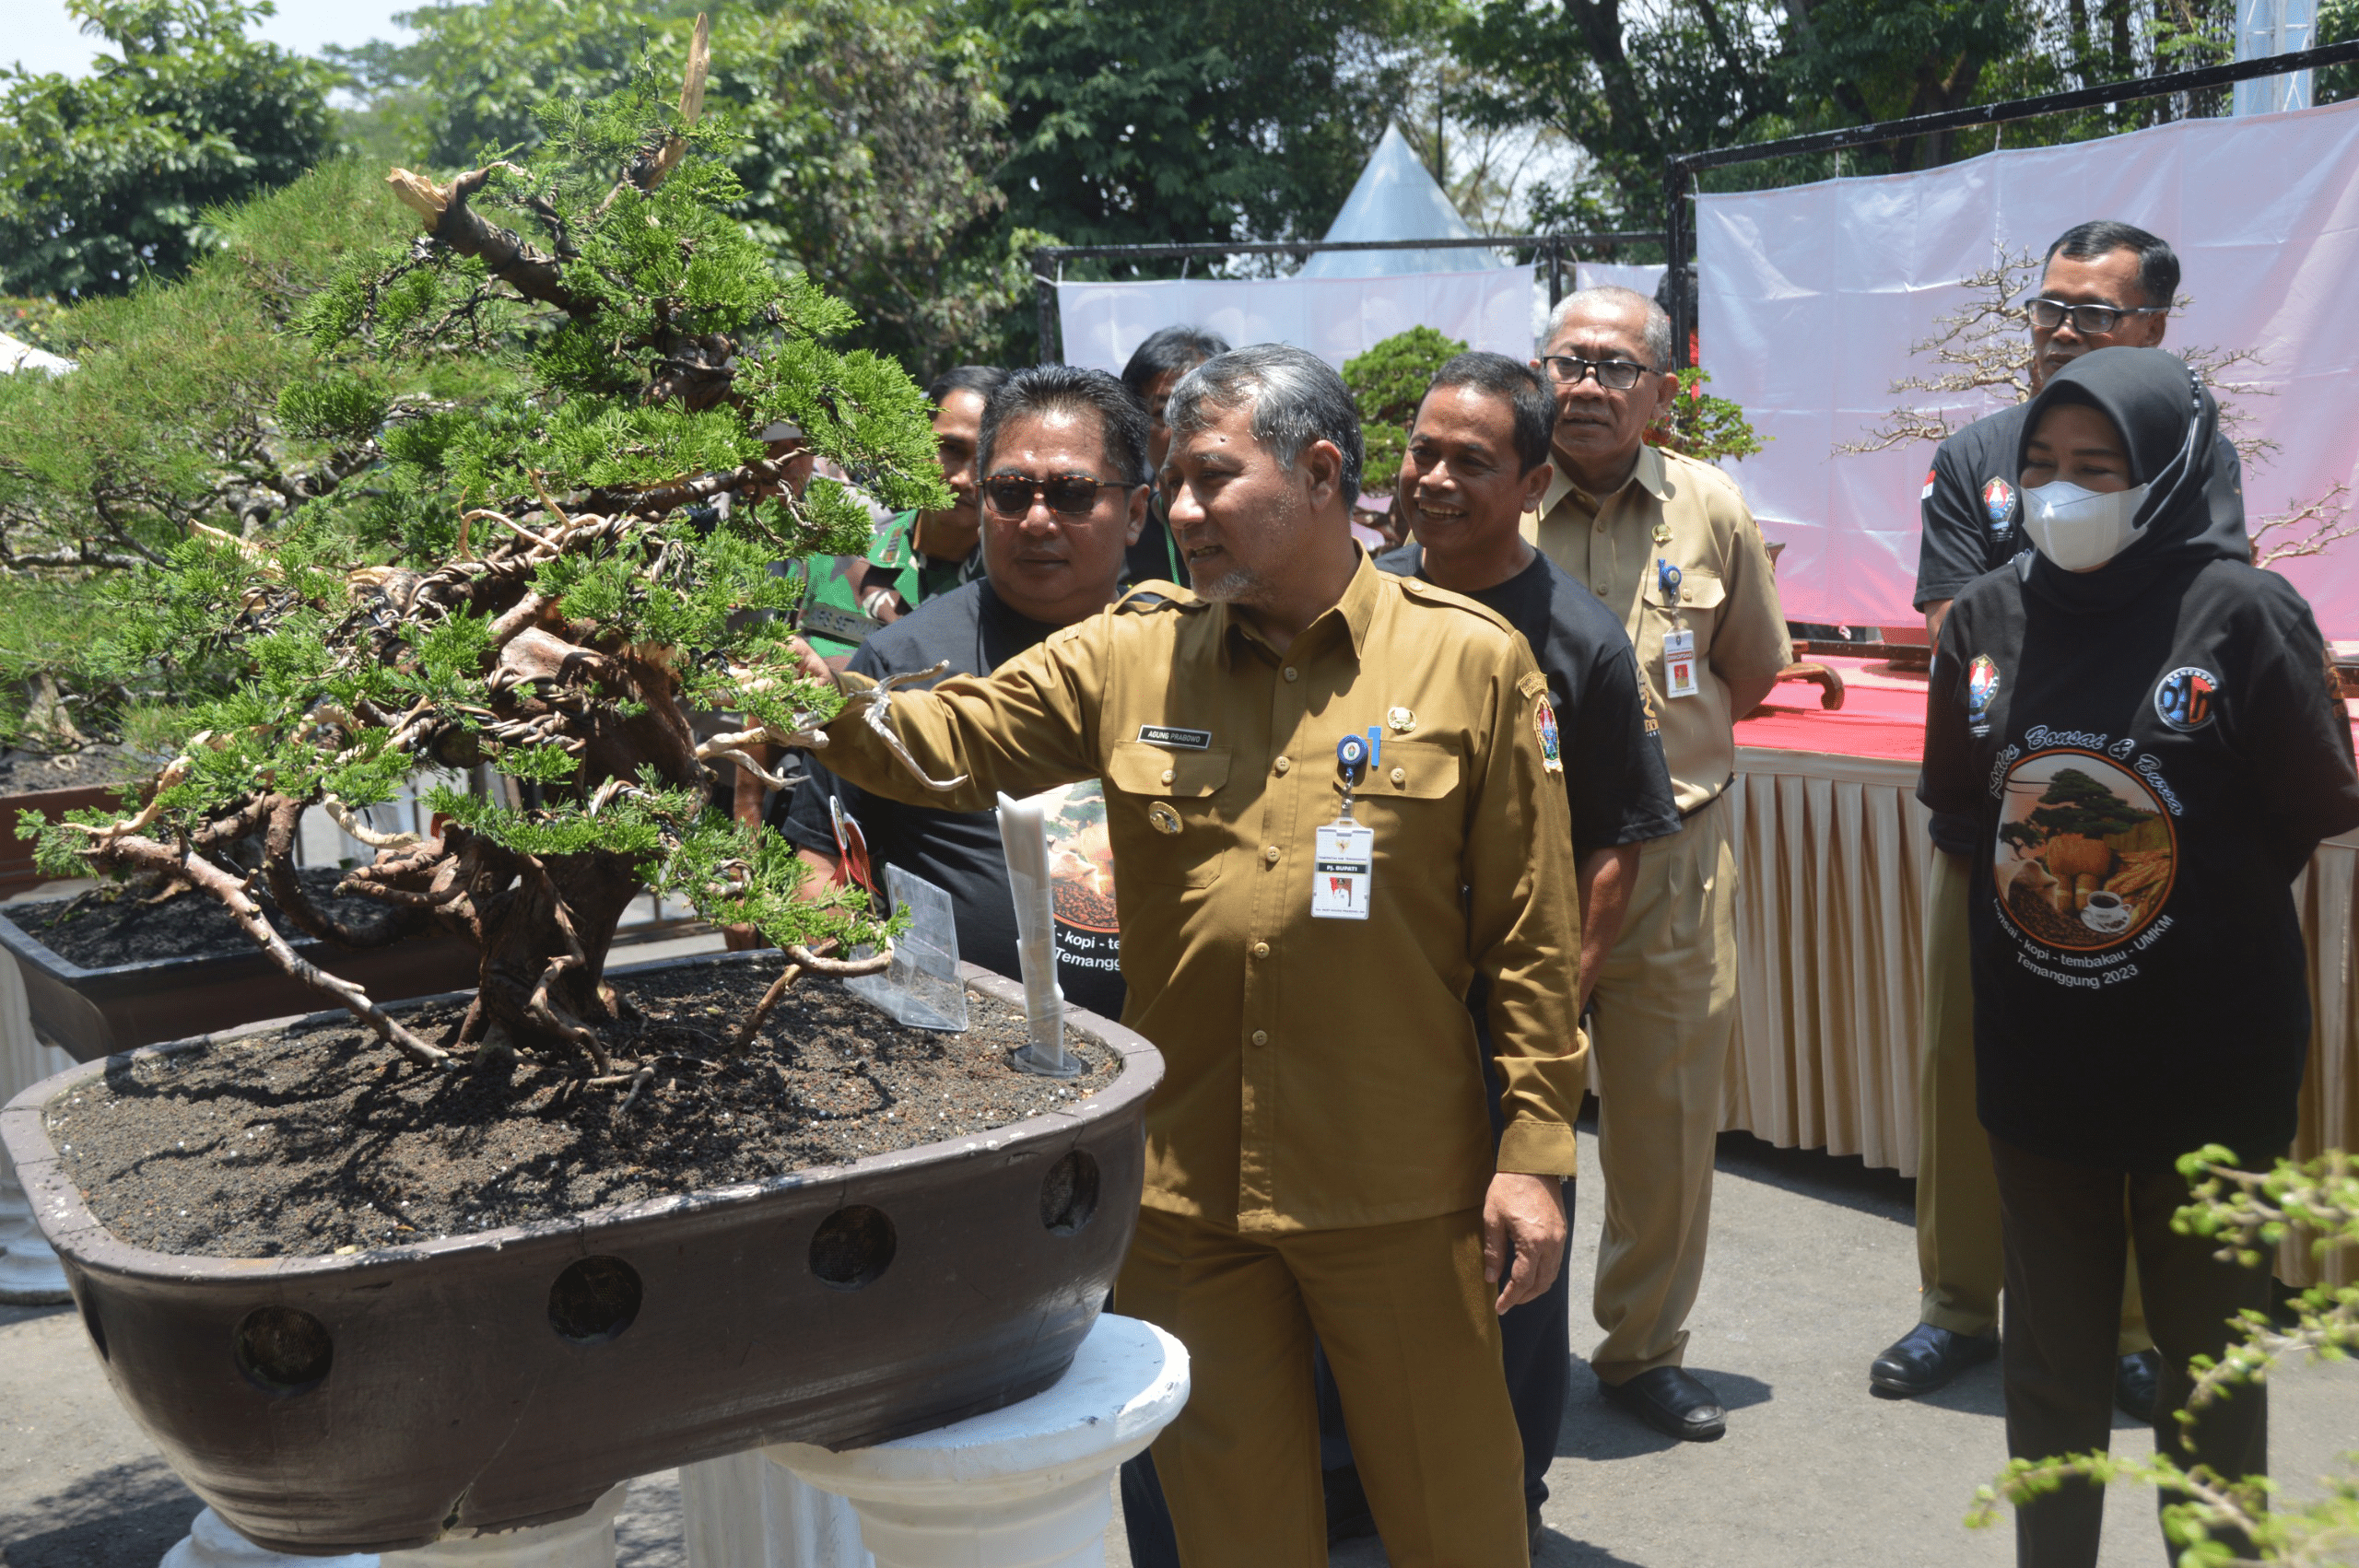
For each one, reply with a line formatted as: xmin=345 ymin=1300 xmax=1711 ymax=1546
xmin=0 ymin=29 xmax=1158 ymax=1552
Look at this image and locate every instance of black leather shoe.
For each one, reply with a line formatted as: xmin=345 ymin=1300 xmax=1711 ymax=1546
xmin=1869 ymin=1323 xmax=1999 ymax=1397
xmin=2116 ymin=1347 xmax=2164 ymax=1422
xmin=1600 ymin=1366 xmax=1726 ymax=1441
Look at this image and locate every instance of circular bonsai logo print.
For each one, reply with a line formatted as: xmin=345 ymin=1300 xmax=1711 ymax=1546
xmin=2154 ymin=666 xmax=2220 ymax=732
xmin=1993 ymin=750 xmax=2176 ymax=952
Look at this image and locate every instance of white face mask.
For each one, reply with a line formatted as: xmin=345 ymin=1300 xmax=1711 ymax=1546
xmin=2021 ymin=479 xmax=2151 ymax=572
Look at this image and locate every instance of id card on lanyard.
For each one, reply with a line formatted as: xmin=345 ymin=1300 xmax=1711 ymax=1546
xmin=1658 ymin=557 xmax=1700 ymax=699
xmin=1312 ymin=730 xmax=1380 ymax=919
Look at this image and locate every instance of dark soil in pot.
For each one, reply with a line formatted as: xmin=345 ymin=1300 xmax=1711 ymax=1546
xmin=13 ymin=868 xmax=409 ymax=968
xmin=42 ymin=959 xmax=1116 ymax=1258
xmin=0 ymin=744 xmax=144 ymax=794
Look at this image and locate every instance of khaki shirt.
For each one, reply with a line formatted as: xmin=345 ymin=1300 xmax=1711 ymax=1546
xmin=815 ymin=552 xmax=1586 ymax=1235
xmin=1523 ymin=444 xmax=1790 ymax=812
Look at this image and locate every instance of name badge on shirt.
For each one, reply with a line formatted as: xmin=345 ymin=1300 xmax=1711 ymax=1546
xmin=1311 ymin=823 xmax=1375 ymax=919
xmin=1662 ymin=628 xmax=1700 ymax=699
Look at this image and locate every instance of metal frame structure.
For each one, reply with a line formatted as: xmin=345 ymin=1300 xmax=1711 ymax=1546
xmin=1661 ymin=38 xmax=2359 ymax=368
xmin=1029 ymin=232 xmax=1663 ymax=365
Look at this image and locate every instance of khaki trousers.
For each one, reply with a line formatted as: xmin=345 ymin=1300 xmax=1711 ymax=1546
xmin=1116 ymin=1206 xmax=1529 ymax=1568
xmin=1918 ymin=851 xmax=2150 ymax=1352
xmin=1588 ymin=791 xmax=1737 ymax=1383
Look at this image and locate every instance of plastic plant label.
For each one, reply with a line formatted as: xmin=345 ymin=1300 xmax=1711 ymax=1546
xmin=846 ymin=863 xmax=969 ymax=1032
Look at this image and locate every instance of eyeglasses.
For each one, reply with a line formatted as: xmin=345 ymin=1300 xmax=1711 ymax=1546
xmin=1539 ymin=355 xmax=1649 ymax=391
xmin=2026 ymin=298 xmax=2166 ymax=335
xmin=981 ymin=474 xmax=1134 ymax=518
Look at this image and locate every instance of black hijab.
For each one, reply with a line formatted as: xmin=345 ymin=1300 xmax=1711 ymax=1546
xmin=2012 ymin=346 xmax=2247 ymax=613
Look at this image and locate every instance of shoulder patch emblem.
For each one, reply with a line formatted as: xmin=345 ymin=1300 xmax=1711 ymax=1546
xmin=1637 ymin=674 xmax=1662 ymax=737
xmin=1966 ymin=654 xmax=2001 ymax=737
xmin=1518 ymin=669 xmax=1550 ymax=700
xmin=1532 ymin=695 xmax=1564 ymax=775
xmin=1981 ymin=477 xmax=2016 ymax=536
xmin=2154 ymin=666 xmax=2220 ymax=732
xmin=1921 ymin=469 xmax=1937 ymax=501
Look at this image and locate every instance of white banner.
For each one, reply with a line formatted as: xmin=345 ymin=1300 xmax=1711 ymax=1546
xmin=1054 ymin=265 xmax=1537 ymax=377
xmin=1698 ymin=95 xmax=2359 ymax=635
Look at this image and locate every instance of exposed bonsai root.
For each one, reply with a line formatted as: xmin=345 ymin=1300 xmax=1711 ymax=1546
xmin=96 ymin=834 xmax=450 ymax=1069
xmin=724 ymin=960 xmax=804 ymax=1058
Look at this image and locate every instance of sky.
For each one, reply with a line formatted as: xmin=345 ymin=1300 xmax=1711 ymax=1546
xmin=8 ymin=1 xmax=416 ymax=79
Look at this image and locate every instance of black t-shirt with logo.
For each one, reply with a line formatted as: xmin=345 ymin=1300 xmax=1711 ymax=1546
xmin=783 ymin=581 xmax=1128 ymax=1022
xmin=1914 ymin=403 xmax=2247 ymax=854
xmin=1377 ymin=543 xmax=1680 ymax=858
xmin=1919 ymin=557 xmax=2359 ymax=1169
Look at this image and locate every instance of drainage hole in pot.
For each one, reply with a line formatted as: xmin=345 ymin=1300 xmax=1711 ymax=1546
xmin=809 ymin=1205 xmax=896 ymax=1290
xmin=1039 ymin=1150 xmax=1101 ymax=1235
xmin=547 ymin=1256 xmax=643 ymax=1345
xmin=234 ymin=1305 xmax=333 ymax=1396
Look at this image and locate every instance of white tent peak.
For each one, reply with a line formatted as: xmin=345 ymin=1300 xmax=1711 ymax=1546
xmin=1299 ymin=123 xmax=1504 ymax=279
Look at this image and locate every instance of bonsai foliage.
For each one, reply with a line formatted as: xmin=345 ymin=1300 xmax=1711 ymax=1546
xmin=1647 ymin=369 xmax=1766 ymax=465
xmin=21 ymin=27 xmax=952 ymax=1078
xmin=1343 ymin=325 xmax=1468 ymax=496
xmin=1971 ymin=1147 xmax=2359 ymax=1566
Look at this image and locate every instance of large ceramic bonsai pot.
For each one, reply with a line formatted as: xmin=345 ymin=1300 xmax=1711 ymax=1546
xmin=0 ymin=953 xmax=1160 ymax=1552
xmin=0 ymin=903 xmax=484 ymax=1062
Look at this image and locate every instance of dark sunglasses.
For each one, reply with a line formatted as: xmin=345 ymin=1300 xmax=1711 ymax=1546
xmin=1539 ymin=355 xmax=1649 ymax=391
xmin=981 ymin=474 xmax=1134 ymax=518
xmin=2026 ymin=298 xmax=2165 ymax=334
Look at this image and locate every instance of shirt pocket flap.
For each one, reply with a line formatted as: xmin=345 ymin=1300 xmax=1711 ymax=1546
xmin=1108 ymin=742 xmax=1232 ymax=797
xmin=1373 ymin=741 xmax=1460 ymax=801
xmin=1666 ymin=568 xmax=1726 ymax=613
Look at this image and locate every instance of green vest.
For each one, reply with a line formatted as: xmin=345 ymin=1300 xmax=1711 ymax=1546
xmin=788 ymin=510 xmax=977 ymax=658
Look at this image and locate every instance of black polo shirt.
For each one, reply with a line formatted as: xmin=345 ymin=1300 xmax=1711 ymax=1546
xmin=1377 ymin=543 xmax=1680 ymax=858
xmin=782 ymin=580 xmax=1127 ymax=1021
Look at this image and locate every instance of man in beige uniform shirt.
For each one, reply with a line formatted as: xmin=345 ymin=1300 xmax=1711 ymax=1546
xmin=1525 ymin=286 xmax=1790 ymax=1441
xmin=785 ymin=345 xmax=1588 ymax=1564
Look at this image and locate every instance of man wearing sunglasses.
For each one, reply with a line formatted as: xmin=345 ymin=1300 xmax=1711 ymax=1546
xmin=1877 ymin=220 xmax=2246 ymax=1409
xmin=1520 ymin=286 xmax=1790 ymax=1445
xmin=780 ymin=365 xmax=1146 ymax=1025
xmin=783 ymin=343 xmax=1586 ymax=1567
xmin=790 ymin=364 xmax=1009 ymax=663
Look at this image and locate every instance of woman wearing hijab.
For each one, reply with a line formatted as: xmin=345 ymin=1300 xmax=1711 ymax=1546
xmin=1919 ymin=346 xmax=2359 ymax=1567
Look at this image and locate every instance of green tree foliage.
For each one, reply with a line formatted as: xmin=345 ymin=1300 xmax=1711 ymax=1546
xmin=335 ymin=0 xmax=1028 ymax=375
xmin=1973 ymin=1147 xmax=2359 ymax=1567
xmin=974 ymin=0 xmax=1449 ymax=255
xmin=1343 ymin=326 xmax=1468 ymax=497
xmin=0 ymin=0 xmax=336 ymax=299
xmin=17 ymin=51 xmax=938 ymax=1073
xmin=1649 ymin=368 xmax=1766 ymax=465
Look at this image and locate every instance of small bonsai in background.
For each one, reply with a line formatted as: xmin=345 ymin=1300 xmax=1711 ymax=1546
xmin=1343 ymin=325 xmax=1469 ymax=497
xmin=20 ymin=23 xmax=952 ymax=1078
xmin=1647 ymin=368 xmax=1765 ymax=465
xmin=1971 ymin=1146 xmax=2359 ymax=1565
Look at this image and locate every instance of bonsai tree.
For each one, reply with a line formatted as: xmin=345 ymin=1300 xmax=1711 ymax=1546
xmin=20 ymin=24 xmax=953 ymax=1078
xmin=1343 ymin=325 xmax=1468 ymax=496
xmin=1971 ymin=1146 xmax=2359 ymax=1565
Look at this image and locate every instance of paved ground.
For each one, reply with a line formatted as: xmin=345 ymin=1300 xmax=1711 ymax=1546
xmin=4 ymin=1125 xmax=2351 ymax=1567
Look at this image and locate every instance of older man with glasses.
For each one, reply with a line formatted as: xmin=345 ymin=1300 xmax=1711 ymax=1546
xmin=1522 ymin=286 xmax=1791 ymax=1444
xmin=1872 ymin=219 xmax=2248 ymax=1411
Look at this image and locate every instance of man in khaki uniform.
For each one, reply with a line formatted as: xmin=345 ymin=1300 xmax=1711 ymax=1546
xmin=789 ymin=345 xmax=1587 ymax=1566
xmin=1523 ymin=287 xmax=1790 ymax=1441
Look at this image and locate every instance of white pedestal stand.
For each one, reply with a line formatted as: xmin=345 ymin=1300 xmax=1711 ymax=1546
xmin=764 ymin=1314 xmax=1188 ymax=1568
xmin=377 ymin=1481 xmax=629 ymax=1568
xmin=0 ymin=946 xmax=72 ymax=1305
xmin=682 ymin=1449 xmax=872 ymax=1568
xmin=159 ymin=1508 xmax=377 ymax=1568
